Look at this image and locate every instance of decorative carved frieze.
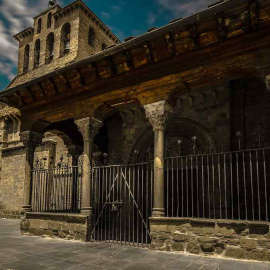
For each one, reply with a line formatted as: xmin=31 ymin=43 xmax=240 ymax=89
xmin=75 ymin=117 xmax=103 ymax=141
xmin=19 ymin=131 xmax=43 ymax=151
xmin=144 ymin=101 xmax=173 ymax=130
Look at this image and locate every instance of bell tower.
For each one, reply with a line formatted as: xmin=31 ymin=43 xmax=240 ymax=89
xmin=11 ymin=0 xmax=120 ymax=88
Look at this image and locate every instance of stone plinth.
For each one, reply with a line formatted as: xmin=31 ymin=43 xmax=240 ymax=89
xmin=150 ymin=217 xmax=270 ymax=262
xmin=21 ymin=212 xmax=91 ymax=242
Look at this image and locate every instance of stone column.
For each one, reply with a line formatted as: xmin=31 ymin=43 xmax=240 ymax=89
xmin=75 ymin=117 xmax=103 ymax=216
xmin=20 ymin=131 xmax=44 ymax=214
xmin=67 ymin=144 xmax=83 ymax=211
xmin=144 ymin=101 xmax=173 ymax=217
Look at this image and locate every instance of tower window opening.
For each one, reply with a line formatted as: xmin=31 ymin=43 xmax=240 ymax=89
xmin=88 ymin=27 xmax=95 ymax=46
xmin=102 ymin=43 xmax=107 ymax=51
xmin=37 ymin=18 xmax=42 ymax=34
xmin=34 ymin=39 xmax=41 ymax=68
xmin=46 ymin=33 xmax=54 ymax=63
xmin=23 ymin=44 xmax=30 ymax=73
xmin=47 ymin=12 xmax=52 ymax=29
xmin=61 ymin=23 xmax=71 ymax=55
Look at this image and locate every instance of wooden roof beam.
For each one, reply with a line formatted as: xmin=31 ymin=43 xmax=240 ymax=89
xmin=125 ymin=50 xmax=134 ymax=69
xmin=190 ymin=24 xmax=199 ymax=50
xmin=26 ymin=87 xmax=37 ymax=102
xmin=37 ymin=82 xmax=48 ymax=97
xmin=144 ymin=43 xmax=154 ymax=64
xmin=165 ymin=33 xmax=176 ymax=57
xmin=49 ymin=78 xmax=60 ymax=95
xmin=76 ymin=68 xmax=86 ymax=86
xmin=249 ymin=0 xmax=259 ymax=29
xmin=108 ymin=57 xmax=117 ymax=76
xmin=14 ymin=91 xmax=25 ymax=107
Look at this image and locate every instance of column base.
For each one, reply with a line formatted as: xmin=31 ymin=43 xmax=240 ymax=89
xmin=21 ymin=205 xmax=31 ymax=216
xmin=152 ymin=208 xmax=165 ymax=217
xmin=81 ymin=208 xmax=92 ymax=216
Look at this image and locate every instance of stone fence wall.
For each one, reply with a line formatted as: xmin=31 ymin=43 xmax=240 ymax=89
xmin=150 ymin=217 xmax=270 ymax=262
xmin=21 ymin=213 xmax=91 ymax=242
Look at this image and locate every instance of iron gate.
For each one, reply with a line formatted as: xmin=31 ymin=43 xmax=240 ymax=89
xmin=91 ymin=162 xmax=153 ymax=247
xmin=31 ymin=159 xmax=82 ymax=213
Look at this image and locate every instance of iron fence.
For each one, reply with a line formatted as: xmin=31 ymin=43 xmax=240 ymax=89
xmin=31 ymin=165 xmax=82 ymax=213
xmin=165 ymin=147 xmax=270 ymax=221
xmin=91 ymin=162 xmax=153 ymax=247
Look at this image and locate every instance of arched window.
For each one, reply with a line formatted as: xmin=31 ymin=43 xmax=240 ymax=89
xmin=61 ymin=23 xmax=71 ymax=56
xmin=102 ymin=43 xmax=107 ymax=51
xmin=34 ymin=39 xmax=41 ymax=68
xmin=23 ymin=44 xmax=30 ymax=73
xmin=88 ymin=27 xmax=95 ymax=46
xmin=47 ymin=13 xmax=52 ymax=29
xmin=5 ymin=118 xmax=14 ymax=135
xmin=46 ymin=33 xmax=54 ymax=63
xmin=37 ymin=18 xmax=42 ymax=34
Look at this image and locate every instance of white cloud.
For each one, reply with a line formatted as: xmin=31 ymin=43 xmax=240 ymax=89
xmin=110 ymin=5 xmax=122 ymax=13
xmin=158 ymin=0 xmax=214 ymax=17
xmin=147 ymin=12 xmax=157 ymax=27
xmin=0 ymin=0 xmax=62 ymax=85
xmin=100 ymin=11 xmax=111 ymax=20
xmin=108 ymin=25 xmax=125 ymax=41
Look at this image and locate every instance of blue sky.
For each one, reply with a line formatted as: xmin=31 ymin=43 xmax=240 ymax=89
xmin=0 ymin=0 xmax=213 ymax=90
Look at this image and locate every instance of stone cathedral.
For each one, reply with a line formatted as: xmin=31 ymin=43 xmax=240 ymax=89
xmin=2 ymin=0 xmax=270 ymax=262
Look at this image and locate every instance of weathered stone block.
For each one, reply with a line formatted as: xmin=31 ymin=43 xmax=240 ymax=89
xmin=200 ymin=243 xmax=214 ymax=253
xmin=176 ymin=224 xmax=191 ymax=233
xmin=58 ymin=231 xmax=66 ymax=238
xmin=157 ymin=232 xmax=171 ymax=240
xmin=218 ymin=222 xmax=247 ymax=235
xmin=198 ymin=237 xmax=217 ymax=243
xmin=214 ymin=226 xmax=235 ymax=238
xmin=172 ymin=233 xmax=189 ymax=242
xmin=151 ymin=238 xmax=165 ymax=250
xmin=240 ymin=239 xmax=257 ymax=250
xmin=76 ymin=224 xmax=87 ymax=233
xmin=150 ymin=224 xmax=168 ymax=232
xmin=249 ymin=224 xmax=269 ymax=236
xmin=186 ymin=241 xmax=200 ymax=254
xmin=225 ymin=247 xmax=246 ymax=259
xmin=215 ymin=242 xmax=226 ymax=254
xmin=220 ymin=238 xmax=240 ymax=246
xmin=171 ymin=242 xmax=185 ymax=252
xmin=161 ymin=239 xmax=172 ymax=251
xmin=246 ymin=249 xmax=269 ymax=261
xmin=258 ymin=239 xmax=270 ymax=249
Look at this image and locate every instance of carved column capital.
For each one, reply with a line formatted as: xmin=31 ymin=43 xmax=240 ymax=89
xmin=144 ymin=101 xmax=173 ymax=130
xmin=20 ymin=131 xmax=44 ymax=151
xmin=75 ymin=117 xmax=103 ymax=141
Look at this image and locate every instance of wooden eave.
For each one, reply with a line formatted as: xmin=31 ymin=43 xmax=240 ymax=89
xmin=2 ymin=0 xmax=270 ymax=111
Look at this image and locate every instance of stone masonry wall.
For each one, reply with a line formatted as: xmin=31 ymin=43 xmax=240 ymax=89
xmin=150 ymin=217 xmax=270 ymax=262
xmin=0 ymin=133 xmax=70 ymax=219
xmin=0 ymin=147 xmax=25 ymax=219
xmin=21 ymin=213 xmax=91 ymax=241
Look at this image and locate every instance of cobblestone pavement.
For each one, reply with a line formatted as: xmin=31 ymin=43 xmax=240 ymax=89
xmin=0 ymin=219 xmax=270 ymax=270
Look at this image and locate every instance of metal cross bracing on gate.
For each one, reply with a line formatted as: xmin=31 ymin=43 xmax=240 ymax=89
xmin=90 ymin=162 xmax=154 ymax=247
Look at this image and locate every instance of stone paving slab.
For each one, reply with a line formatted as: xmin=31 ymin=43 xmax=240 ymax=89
xmin=0 ymin=219 xmax=270 ymax=270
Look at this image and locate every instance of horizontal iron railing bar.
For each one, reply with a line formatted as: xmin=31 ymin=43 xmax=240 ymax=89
xmin=32 ymin=166 xmax=82 ymax=172
xmin=92 ymin=162 xmax=153 ymax=169
xmin=164 ymin=147 xmax=270 ymax=159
